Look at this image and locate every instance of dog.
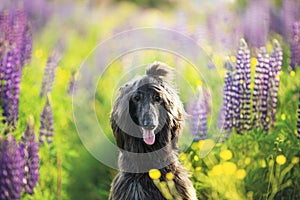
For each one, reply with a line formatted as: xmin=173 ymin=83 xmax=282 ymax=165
xmin=109 ymin=62 xmax=197 ymax=200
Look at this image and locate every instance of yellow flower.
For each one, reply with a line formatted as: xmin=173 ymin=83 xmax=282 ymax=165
xmin=220 ymin=149 xmax=233 ymax=161
xmin=222 ymin=162 xmax=237 ymax=176
xmin=35 ymin=49 xmax=43 ymax=58
xmin=149 ymin=169 xmax=161 ymax=180
xmin=276 ymin=155 xmax=287 ymax=165
xmin=191 ymin=142 xmax=199 ymax=151
xmin=236 ymin=169 xmax=247 ymax=180
xmin=290 ymin=71 xmax=295 ymax=77
xmin=195 ymin=167 xmax=201 ymax=171
xmin=179 ymin=153 xmax=187 ymax=161
xmin=212 ymin=164 xmax=223 ymax=176
xmin=292 ymin=157 xmax=299 ymax=164
xmin=281 ymin=114 xmax=286 ymax=121
xmin=194 ymin=155 xmax=199 ymax=161
xmin=166 ymin=172 xmax=174 ymax=180
xmin=244 ymin=157 xmax=251 ymax=165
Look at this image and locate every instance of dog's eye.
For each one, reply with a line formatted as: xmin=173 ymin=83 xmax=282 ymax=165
xmin=154 ymin=95 xmax=161 ymax=102
xmin=133 ymin=94 xmax=141 ymax=102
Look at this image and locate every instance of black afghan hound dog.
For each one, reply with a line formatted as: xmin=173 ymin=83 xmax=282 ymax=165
xmin=109 ymin=62 xmax=197 ymax=200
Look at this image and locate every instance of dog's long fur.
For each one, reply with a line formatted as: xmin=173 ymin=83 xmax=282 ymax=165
xmin=109 ymin=62 xmax=197 ymax=200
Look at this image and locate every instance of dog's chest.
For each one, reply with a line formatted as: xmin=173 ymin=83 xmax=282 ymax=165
xmin=117 ymin=173 xmax=166 ymax=200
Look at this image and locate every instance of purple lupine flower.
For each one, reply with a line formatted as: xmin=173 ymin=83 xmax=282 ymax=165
xmin=0 ymin=11 xmax=17 ymax=127
xmin=290 ymin=21 xmax=300 ymax=70
xmin=252 ymin=47 xmax=272 ymax=131
xmin=189 ymin=86 xmax=210 ymax=141
xmin=232 ymin=39 xmax=251 ymax=134
xmin=268 ymin=40 xmax=283 ymax=126
xmin=6 ymin=11 xmax=24 ymax=125
xmin=241 ymin=39 xmax=251 ymax=130
xmin=0 ymin=12 xmax=7 ymax=92
xmin=39 ymin=95 xmax=54 ymax=144
xmin=0 ymin=135 xmax=25 ymax=200
xmin=20 ymin=115 xmax=40 ymax=194
xmin=253 ymin=48 xmax=265 ymax=127
xmin=231 ymin=63 xmax=241 ymax=132
xmin=0 ymin=9 xmax=31 ymax=128
xmin=40 ymin=51 xmax=60 ymax=97
xmin=21 ymin=25 xmax=33 ymax=66
xmin=222 ymin=58 xmax=234 ymax=133
xmin=260 ymin=48 xmax=271 ymax=131
xmin=40 ymin=40 xmax=64 ymax=97
xmin=231 ymin=72 xmax=240 ymax=132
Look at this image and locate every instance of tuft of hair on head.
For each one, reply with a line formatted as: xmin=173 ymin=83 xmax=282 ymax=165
xmin=146 ymin=61 xmax=174 ymax=82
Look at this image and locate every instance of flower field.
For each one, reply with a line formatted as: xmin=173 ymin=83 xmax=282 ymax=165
xmin=0 ymin=0 xmax=300 ymax=199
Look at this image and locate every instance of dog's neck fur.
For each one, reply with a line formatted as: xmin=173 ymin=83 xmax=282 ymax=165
xmin=118 ymin=148 xmax=178 ymax=173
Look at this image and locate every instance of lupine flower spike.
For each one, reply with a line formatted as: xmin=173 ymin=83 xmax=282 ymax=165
xmin=232 ymin=39 xmax=251 ymax=134
xmin=39 ymin=94 xmax=54 ymax=144
xmin=252 ymin=50 xmax=263 ymax=128
xmin=290 ymin=21 xmax=300 ymax=70
xmin=40 ymin=39 xmax=65 ymax=97
xmin=222 ymin=57 xmax=234 ymax=135
xmin=253 ymin=47 xmax=270 ymax=130
xmin=0 ymin=135 xmax=25 ymax=200
xmin=269 ymin=40 xmax=283 ymax=126
xmin=21 ymin=25 xmax=33 ymax=66
xmin=190 ymin=86 xmax=209 ymax=141
xmin=40 ymin=50 xmax=60 ymax=97
xmin=0 ymin=9 xmax=32 ymax=129
xmin=20 ymin=115 xmax=40 ymax=194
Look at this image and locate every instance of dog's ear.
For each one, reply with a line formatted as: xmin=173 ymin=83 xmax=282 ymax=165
xmin=110 ymin=115 xmax=125 ymax=149
xmin=146 ymin=62 xmax=174 ymax=82
xmin=163 ymin=90 xmax=185 ymax=149
xmin=170 ymin=102 xmax=184 ymax=149
xmin=111 ymin=86 xmax=128 ymax=149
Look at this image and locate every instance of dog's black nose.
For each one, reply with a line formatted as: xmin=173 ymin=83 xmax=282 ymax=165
xmin=143 ymin=119 xmax=156 ymax=130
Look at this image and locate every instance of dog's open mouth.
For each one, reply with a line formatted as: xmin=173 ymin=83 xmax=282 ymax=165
xmin=142 ymin=128 xmax=155 ymax=145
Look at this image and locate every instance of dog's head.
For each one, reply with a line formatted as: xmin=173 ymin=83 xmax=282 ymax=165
xmin=111 ymin=62 xmax=184 ymax=151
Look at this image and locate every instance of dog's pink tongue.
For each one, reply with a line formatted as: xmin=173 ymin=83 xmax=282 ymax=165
xmin=142 ymin=128 xmax=155 ymax=145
